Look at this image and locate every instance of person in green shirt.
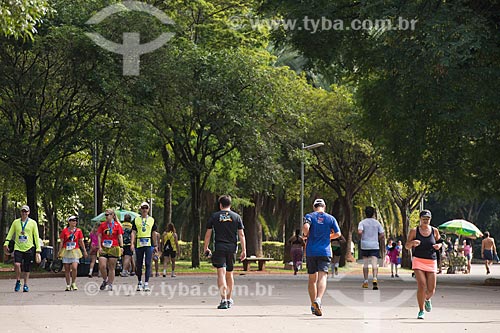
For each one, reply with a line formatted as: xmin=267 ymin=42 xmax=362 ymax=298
xmin=3 ymin=205 xmax=42 ymax=292
xmin=131 ymin=202 xmax=158 ymax=291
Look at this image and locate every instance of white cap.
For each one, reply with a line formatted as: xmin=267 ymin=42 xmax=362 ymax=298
xmin=313 ymin=199 xmax=326 ymax=206
xmin=140 ymin=202 xmax=150 ymax=208
xmin=21 ymin=205 xmax=30 ymax=212
xmin=67 ymin=215 xmax=78 ymax=221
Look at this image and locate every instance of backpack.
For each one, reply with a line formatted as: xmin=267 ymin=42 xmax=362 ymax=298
xmin=163 ymin=234 xmax=173 ymax=251
xmin=123 ymin=229 xmax=131 ymax=245
xmin=163 ymin=235 xmax=172 ymax=251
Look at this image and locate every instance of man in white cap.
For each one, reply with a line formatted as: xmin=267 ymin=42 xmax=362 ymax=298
xmin=303 ymin=198 xmax=341 ymax=316
xmin=3 ymin=205 xmax=42 ymax=292
xmin=131 ymin=201 xmax=158 ymax=291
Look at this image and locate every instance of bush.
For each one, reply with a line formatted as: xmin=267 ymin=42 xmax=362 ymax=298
xmin=261 ymin=241 xmax=284 ymax=261
xmin=177 ymin=240 xmax=206 ymax=261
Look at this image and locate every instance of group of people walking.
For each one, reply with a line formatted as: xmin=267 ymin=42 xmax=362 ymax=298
xmin=3 ymin=202 xmax=179 ymax=293
xmin=2 ymin=197 xmax=498 ymax=319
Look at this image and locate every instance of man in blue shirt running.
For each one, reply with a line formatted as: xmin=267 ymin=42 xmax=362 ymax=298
xmin=303 ymin=198 xmax=341 ymax=316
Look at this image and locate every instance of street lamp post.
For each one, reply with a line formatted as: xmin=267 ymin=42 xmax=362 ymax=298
xmin=300 ymin=142 xmax=325 ymax=231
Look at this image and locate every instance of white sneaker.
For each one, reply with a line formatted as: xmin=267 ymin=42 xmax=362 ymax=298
xmin=136 ymin=282 xmax=143 ymax=291
xmin=143 ymin=283 xmax=151 ymax=292
xmin=171 ymin=272 xmax=176 ymax=277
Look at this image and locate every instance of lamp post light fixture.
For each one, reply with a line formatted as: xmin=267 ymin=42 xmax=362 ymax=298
xmin=300 ymin=142 xmax=325 ymax=231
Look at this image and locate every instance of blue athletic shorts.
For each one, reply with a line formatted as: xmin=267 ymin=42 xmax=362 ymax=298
xmin=306 ymin=256 xmax=331 ymax=274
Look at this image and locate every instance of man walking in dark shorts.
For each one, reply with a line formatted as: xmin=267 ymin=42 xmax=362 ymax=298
xmin=204 ymin=195 xmax=246 ymax=309
xmin=3 ymin=205 xmax=42 ymax=292
xmin=303 ymin=199 xmax=341 ymax=316
xmin=358 ymin=206 xmax=385 ymax=290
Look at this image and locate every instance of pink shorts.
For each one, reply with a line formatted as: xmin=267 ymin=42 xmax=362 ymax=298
xmin=412 ymin=257 xmax=437 ymax=273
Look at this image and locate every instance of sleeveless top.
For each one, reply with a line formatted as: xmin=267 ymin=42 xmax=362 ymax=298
xmin=413 ymin=226 xmax=437 ymax=260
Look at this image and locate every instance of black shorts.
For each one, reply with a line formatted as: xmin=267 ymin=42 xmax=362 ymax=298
xmin=332 ymin=247 xmax=342 ymax=257
xmin=123 ymin=245 xmax=133 ymax=256
xmin=361 ymin=249 xmax=380 ymax=258
xmin=162 ymin=250 xmax=177 ymax=259
xmin=306 ymin=256 xmax=331 ymax=274
xmin=14 ymin=248 xmax=35 ymax=272
xmin=211 ymin=250 xmax=236 ymax=271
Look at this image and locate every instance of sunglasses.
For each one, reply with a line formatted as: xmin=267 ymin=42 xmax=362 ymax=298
xmin=105 ymin=213 xmax=111 ymax=216
xmin=141 ymin=207 xmax=148 ymax=209
xmin=69 ymin=219 xmax=77 ymax=222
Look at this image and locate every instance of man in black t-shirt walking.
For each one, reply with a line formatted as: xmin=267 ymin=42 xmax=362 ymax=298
xmin=204 ymin=195 xmax=246 ymax=309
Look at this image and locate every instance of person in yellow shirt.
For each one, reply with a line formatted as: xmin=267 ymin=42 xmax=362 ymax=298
xmin=131 ymin=202 xmax=158 ymax=291
xmin=3 ymin=205 xmax=42 ymax=292
xmin=161 ymin=223 xmax=179 ymax=277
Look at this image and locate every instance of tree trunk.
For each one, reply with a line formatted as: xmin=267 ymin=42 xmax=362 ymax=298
xmin=163 ymin=182 xmax=172 ymax=231
xmin=283 ymin=199 xmax=297 ymax=263
xmin=97 ymin=174 xmax=104 ymax=215
xmin=161 ymin=144 xmax=174 ymax=232
xmin=0 ymin=192 xmax=8 ymax=260
xmin=339 ymin=195 xmax=355 ymax=266
xmin=24 ymin=174 xmax=39 ymax=225
xmin=400 ymin=202 xmax=412 ymax=269
xmin=243 ymin=193 xmax=263 ymax=257
xmin=190 ymin=174 xmax=201 ymax=268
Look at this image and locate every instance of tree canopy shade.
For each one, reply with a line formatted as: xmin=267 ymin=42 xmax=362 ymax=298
xmin=0 ymin=0 xmax=51 ymax=39
xmin=265 ymin=0 xmax=500 ymax=197
xmin=306 ymin=87 xmax=378 ymax=264
xmin=0 ymin=23 xmax=121 ymax=222
xmin=135 ymin=43 xmax=308 ymax=266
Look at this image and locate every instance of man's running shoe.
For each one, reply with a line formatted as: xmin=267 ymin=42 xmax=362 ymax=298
xmin=424 ymin=299 xmax=432 ymax=312
xmin=143 ymin=284 xmax=151 ymax=292
xmin=108 ymin=284 xmax=113 ymax=291
xmin=362 ymin=281 xmax=369 ymax=289
xmin=99 ymin=280 xmax=107 ymax=290
xmin=23 ymin=284 xmax=29 ymax=292
xmin=65 ymin=285 xmax=71 ymax=291
xmin=171 ymin=272 xmax=176 ymax=277
xmin=334 ymin=266 xmax=339 ymax=275
xmin=15 ymin=280 xmax=21 ymax=292
xmin=217 ymin=300 xmax=229 ymax=309
xmin=372 ymin=278 xmax=379 ymax=290
xmin=71 ymin=283 xmax=78 ymax=291
xmin=227 ymin=299 xmax=234 ymax=308
xmin=417 ymin=310 xmax=425 ymax=319
xmin=136 ymin=282 xmax=143 ymax=291
xmin=311 ymin=301 xmax=322 ymax=316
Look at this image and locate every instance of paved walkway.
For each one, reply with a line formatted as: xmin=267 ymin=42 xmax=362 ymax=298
xmin=1 ymin=264 xmax=499 ymax=332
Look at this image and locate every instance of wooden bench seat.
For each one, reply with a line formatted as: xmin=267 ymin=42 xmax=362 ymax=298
xmin=241 ymin=257 xmax=274 ymax=271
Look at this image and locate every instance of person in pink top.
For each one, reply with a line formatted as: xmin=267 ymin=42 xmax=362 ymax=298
xmin=387 ymin=241 xmax=400 ymax=277
xmin=88 ymin=223 xmax=99 ymax=278
xmin=463 ymin=239 xmax=472 ymax=274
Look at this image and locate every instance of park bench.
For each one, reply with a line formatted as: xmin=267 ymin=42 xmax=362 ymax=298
xmin=241 ymin=257 xmax=274 ymax=271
